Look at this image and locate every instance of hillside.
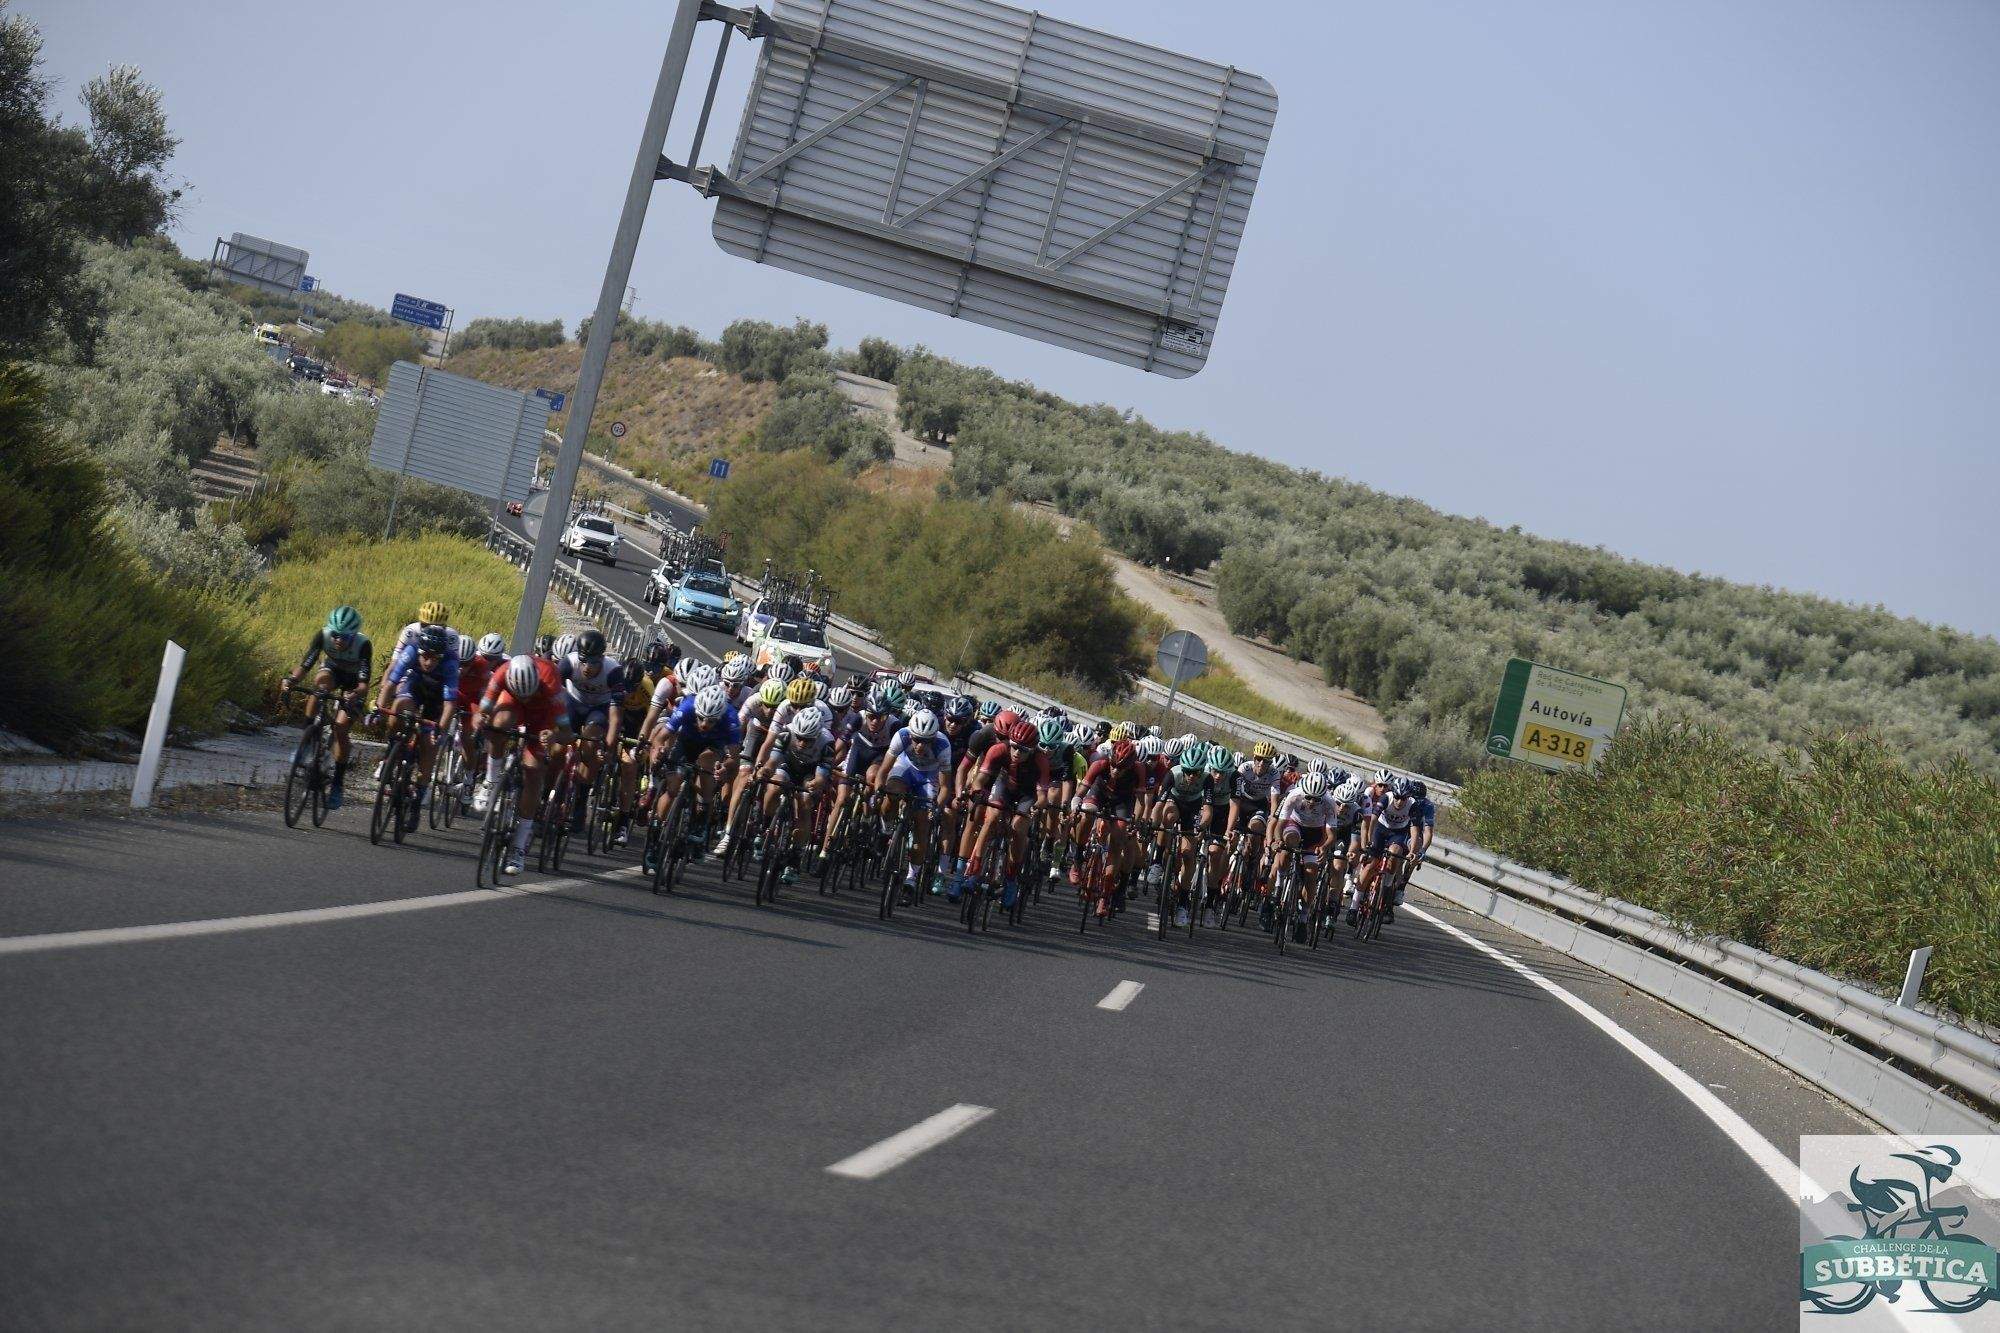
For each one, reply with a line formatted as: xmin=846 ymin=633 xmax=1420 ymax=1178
xmin=447 ymin=344 xmax=776 ymax=500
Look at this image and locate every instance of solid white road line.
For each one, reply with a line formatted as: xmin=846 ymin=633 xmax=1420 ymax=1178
xmin=826 ymin=1104 xmax=995 ymax=1180
xmin=0 ymin=867 xmax=644 ymax=957
xmin=1097 ymin=980 xmax=1145 ymax=1011
xmin=1407 ymin=904 xmax=1810 ymax=1200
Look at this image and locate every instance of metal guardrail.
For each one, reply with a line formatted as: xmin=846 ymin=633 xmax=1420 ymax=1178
xmin=1425 ymin=836 xmax=2000 ymax=1130
xmin=486 ymin=523 xmax=648 ymax=662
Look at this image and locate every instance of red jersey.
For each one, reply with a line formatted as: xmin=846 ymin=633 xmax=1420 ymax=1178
xmin=980 ymin=740 xmax=1052 ymax=792
xmin=459 ymin=654 xmax=502 ymax=710
xmin=1081 ymin=755 xmax=1144 ymax=801
xmin=484 ymin=656 xmax=564 ymax=733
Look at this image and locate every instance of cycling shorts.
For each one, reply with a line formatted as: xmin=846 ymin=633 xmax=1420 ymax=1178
xmin=565 ymin=697 xmax=611 ymax=732
xmin=1081 ymin=792 xmax=1136 ymax=822
xmin=315 ymin=664 xmax=364 ymax=693
xmin=1168 ymin=796 xmax=1216 ymax=836
xmin=1283 ymin=820 xmax=1331 ymax=851
xmin=393 ymin=687 xmax=446 ymax=724
xmin=1229 ymin=795 xmax=1269 ymax=825
xmin=842 ymin=740 xmax=891 ymax=779
xmin=887 ymin=756 xmax=941 ymax=801
xmin=984 ymin=772 xmax=1038 ymax=815
xmin=660 ymin=729 xmax=727 ymax=769
xmin=1369 ymin=824 xmax=1413 ymax=855
xmin=769 ymin=756 xmax=823 ymax=789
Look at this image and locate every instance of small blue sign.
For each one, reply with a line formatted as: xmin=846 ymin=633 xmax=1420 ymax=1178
xmin=390 ymin=292 xmax=448 ymax=330
xmin=534 ymin=388 xmax=567 ymax=413
xmin=299 ymin=275 xmax=317 ymax=292
xmin=709 ymin=458 xmax=730 ymax=480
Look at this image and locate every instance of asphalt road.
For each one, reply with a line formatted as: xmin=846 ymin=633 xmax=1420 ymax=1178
xmin=0 ymin=791 xmax=1871 ymax=1329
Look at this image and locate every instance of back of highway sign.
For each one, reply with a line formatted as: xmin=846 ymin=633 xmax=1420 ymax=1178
xmin=709 ymin=0 xmax=1275 ymax=377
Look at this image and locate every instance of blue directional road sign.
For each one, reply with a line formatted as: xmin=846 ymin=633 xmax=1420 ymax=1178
xmin=390 ymin=292 xmax=448 ymax=330
xmin=299 ymin=275 xmax=317 ymax=293
xmin=709 ymin=458 xmax=730 ymax=480
xmin=534 ymin=388 xmax=567 ymax=413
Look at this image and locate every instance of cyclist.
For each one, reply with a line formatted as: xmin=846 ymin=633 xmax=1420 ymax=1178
xmin=1325 ymin=776 xmax=1370 ymax=927
xmin=554 ymin=629 xmax=624 ymax=833
xmin=375 ymin=601 xmax=456 ymax=717
xmin=1227 ymin=742 xmax=1282 ymax=903
xmin=283 ymin=605 xmax=374 ymax=810
xmin=609 ymin=640 xmax=669 ymax=847
xmin=818 ymin=683 xmax=902 ymax=866
xmin=454 ymin=632 xmax=509 ymax=797
xmin=963 ymin=715 xmax=1049 ymax=912
xmin=875 ymin=708 xmax=953 ymax=901
xmin=1355 ymin=777 xmax=1425 ymax=925
xmin=1073 ymin=736 xmax=1144 ymax=917
xmin=748 ymin=703 xmax=836 ymax=884
xmin=1200 ymin=744 xmax=1237 ymax=923
xmin=1269 ymin=770 xmax=1336 ymax=939
xmin=718 ymin=677 xmax=787 ymax=852
xmin=375 ymin=623 xmax=460 ymax=821
xmin=477 ymin=654 xmax=573 ymax=875
xmin=823 ymin=684 xmax=859 ymax=739
xmin=1160 ymin=740 xmax=1216 ymax=928
xmin=643 ymin=683 xmax=741 ymax=874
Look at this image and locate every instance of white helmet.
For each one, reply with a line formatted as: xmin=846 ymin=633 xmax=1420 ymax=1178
xmin=1071 ymin=723 xmax=1095 ymax=748
xmin=477 ymin=632 xmax=507 ymax=658
xmin=1163 ymin=736 xmax=1186 ymax=759
xmin=1333 ymin=778 xmax=1364 ymax=805
xmin=767 ymin=660 xmax=795 ymax=684
xmin=1137 ymin=736 xmax=1162 ymax=760
xmin=789 ymin=704 xmax=826 ymax=738
xmin=720 ymin=656 xmax=752 ymax=684
xmin=906 ymin=708 xmax=939 ymax=741
xmin=455 ymin=632 xmax=475 ymax=661
xmin=1374 ymin=768 xmax=1394 ymax=787
xmin=693 ymin=684 xmax=729 ymax=719
xmin=1309 ymin=759 xmax=1331 ymax=778
xmin=1179 ymin=732 xmax=1198 ymax=747
xmin=1299 ymin=772 xmax=1329 ymax=799
xmin=552 ymin=633 xmax=578 ymax=662
xmin=683 ymin=662 xmax=717 ymax=693
xmin=504 ymin=655 xmax=541 ymax=697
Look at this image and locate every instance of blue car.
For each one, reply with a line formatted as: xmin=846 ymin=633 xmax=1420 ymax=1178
xmin=667 ymin=569 xmax=740 ymax=629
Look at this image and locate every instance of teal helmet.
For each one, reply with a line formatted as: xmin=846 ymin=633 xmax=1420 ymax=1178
xmin=325 ymin=605 xmax=361 ymax=637
xmin=879 ymin=681 xmax=908 ymax=710
xmin=1036 ymin=716 xmax=1067 ymax=750
xmin=1178 ymin=741 xmax=1207 ymax=773
xmin=1205 ymin=745 xmax=1234 ymax=774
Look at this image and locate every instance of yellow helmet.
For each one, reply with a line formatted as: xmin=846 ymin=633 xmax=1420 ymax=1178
xmin=419 ymin=601 xmax=449 ymax=625
xmin=1251 ymin=740 xmax=1277 ymax=760
xmin=1111 ymin=721 xmax=1137 ymax=742
xmin=786 ymin=677 xmax=822 ymax=708
xmin=721 ymin=649 xmax=745 ymax=666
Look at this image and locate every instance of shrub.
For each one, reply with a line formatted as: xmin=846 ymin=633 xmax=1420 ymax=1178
xmin=716 ymin=317 xmax=829 ymax=383
xmin=316 ymin=320 xmax=424 ymax=383
xmin=850 ymin=336 xmax=901 ymax=381
xmin=451 ymin=316 xmax=565 ymax=354
xmin=116 ymin=501 xmax=265 ymax=594
xmin=756 ymin=370 xmax=892 ymax=469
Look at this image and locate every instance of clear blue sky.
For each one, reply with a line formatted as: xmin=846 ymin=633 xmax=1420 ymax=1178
xmin=29 ymin=0 xmax=2000 ymax=636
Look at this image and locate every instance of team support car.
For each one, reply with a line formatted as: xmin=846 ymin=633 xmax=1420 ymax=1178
xmin=750 ymin=617 xmax=834 ymax=673
xmin=560 ymin=514 xmax=621 ymax=565
xmin=661 ymin=569 xmax=740 ymax=630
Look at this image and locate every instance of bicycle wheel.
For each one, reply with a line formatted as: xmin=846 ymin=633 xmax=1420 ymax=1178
xmin=1188 ymin=856 xmax=1204 ymax=939
xmin=652 ymin=788 xmax=685 ymax=895
xmin=369 ymin=738 xmax=402 ymax=846
xmin=978 ymin=871 xmax=997 ymax=932
xmin=439 ymin=745 xmax=463 ymax=830
xmin=475 ymin=768 xmax=511 ymax=889
xmin=1273 ymin=873 xmax=1294 ymax=956
xmin=878 ymin=811 xmax=909 ymax=921
xmin=756 ymin=804 xmax=792 ymax=907
xmin=1919 ymin=1230 xmax=1992 ymax=1313
xmin=283 ymin=723 xmax=321 ymax=829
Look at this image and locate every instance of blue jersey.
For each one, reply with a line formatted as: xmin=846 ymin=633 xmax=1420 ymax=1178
xmin=387 ymin=642 xmax=460 ymax=702
xmin=665 ymin=695 xmax=742 ymax=748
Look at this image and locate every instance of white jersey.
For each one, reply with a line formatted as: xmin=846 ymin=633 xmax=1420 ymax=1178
xmin=560 ymin=653 xmax=625 ymax=708
xmin=1374 ymin=794 xmax=1418 ymax=831
xmin=1234 ymin=759 xmax=1282 ymax=801
xmin=1276 ymin=788 xmax=1337 ymax=828
xmin=886 ymin=727 xmax=953 ymax=775
xmin=774 ymin=725 xmax=835 ymax=767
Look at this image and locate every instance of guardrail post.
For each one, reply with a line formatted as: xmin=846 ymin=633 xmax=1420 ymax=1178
xmin=1898 ymin=946 xmax=1933 ymax=1008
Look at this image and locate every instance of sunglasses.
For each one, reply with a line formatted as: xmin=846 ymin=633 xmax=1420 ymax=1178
xmin=328 ymin=632 xmax=354 ymax=647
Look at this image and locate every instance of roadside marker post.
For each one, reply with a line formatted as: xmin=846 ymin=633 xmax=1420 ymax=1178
xmin=1155 ymin=629 xmax=1208 ymax=725
xmin=130 ymin=640 xmax=186 ymax=810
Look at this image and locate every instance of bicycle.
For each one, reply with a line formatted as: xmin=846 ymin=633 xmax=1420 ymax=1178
xmin=1072 ymin=812 xmax=1136 ymax=933
xmin=536 ymin=746 xmax=582 ymax=874
xmin=646 ymin=758 xmax=706 ymax=896
xmin=369 ymin=712 xmax=436 ymax=847
xmin=879 ymin=791 xmax=940 ymax=922
xmin=425 ymin=713 xmax=466 ymax=832
xmin=279 ymin=683 xmax=339 ymax=830
xmin=1806 ymin=1192 xmax=1992 ymax=1314
xmin=473 ymin=726 xmax=527 ymax=889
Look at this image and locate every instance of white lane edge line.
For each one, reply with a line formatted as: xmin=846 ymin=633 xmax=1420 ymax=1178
xmin=1097 ymin=980 xmax=1145 ymax=1011
xmin=0 ymin=866 xmax=645 ymax=957
xmin=1406 ymin=904 xmax=1817 ymax=1201
xmin=826 ymin=1104 xmax=995 ymax=1180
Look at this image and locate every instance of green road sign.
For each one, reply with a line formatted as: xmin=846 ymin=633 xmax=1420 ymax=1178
xmin=1486 ymin=658 xmax=1628 ymax=772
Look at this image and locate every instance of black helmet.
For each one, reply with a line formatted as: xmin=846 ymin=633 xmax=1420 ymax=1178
xmin=416 ymin=624 xmax=451 ymax=654
xmin=577 ymin=628 xmax=607 ymax=661
xmin=1406 ymin=779 xmax=1427 ymax=801
xmin=534 ymin=633 xmax=555 ymax=656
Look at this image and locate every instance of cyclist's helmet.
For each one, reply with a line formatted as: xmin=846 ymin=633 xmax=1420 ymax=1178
xmin=786 ymin=678 xmax=821 ymax=708
xmin=504 ymin=655 xmax=541 ymax=697
xmin=1035 ymin=716 xmax=1066 ymax=750
xmin=477 ymin=632 xmax=507 ymax=660
xmin=1110 ymin=739 xmax=1137 ymax=767
xmin=1179 ymin=732 xmax=1199 ymax=748
xmin=1333 ymin=778 xmax=1364 ymax=806
xmin=416 ymin=624 xmax=451 ymax=655
xmin=907 ymin=709 xmax=940 ymax=741
xmin=1280 ymin=753 xmax=1299 ymax=774
xmin=720 ymin=656 xmax=752 ymax=684
xmin=693 ymin=685 xmax=729 ymax=719
xmin=758 ymin=679 xmax=786 ymax=707
xmin=418 ymin=601 xmax=449 ymax=626
xmin=1308 ymin=759 xmax=1331 ymax=779
xmin=576 ymin=629 xmax=607 ymax=661
xmin=682 ymin=662 xmax=717 ymax=693
xmin=533 ymin=634 xmax=555 ymax=657
xmin=897 ymin=668 xmax=919 ymax=689
xmin=879 ymin=682 xmax=908 ymax=712
xmin=1093 ymin=719 xmax=1112 ymax=740
xmin=1005 ymin=717 xmax=1038 ymax=747
xmin=1070 ymin=723 xmax=1096 ymax=748
xmin=768 ymin=661 xmax=796 ymax=684
xmin=1299 ymin=772 xmax=1329 ymax=799
xmin=1389 ymin=777 xmax=1412 ymax=800
xmin=1206 ymin=746 xmax=1235 ymax=774
xmin=944 ymin=694 xmax=976 ymax=723
xmin=324 ymin=605 xmax=362 ymax=638
xmin=863 ymin=685 xmax=891 ymax=715
xmin=826 ymin=685 xmax=855 ymax=711
xmin=1407 ymin=780 xmax=1428 ymax=801
xmin=977 ymin=700 xmax=1001 ymax=722
xmin=1137 ymin=736 xmax=1162 ymax=760
xmin=993 ymin=709 xmax=1021 ymax=736
xmin=1331 ymin=767 xmax=1351 ymax=788
xmin=789 ymin=706 xmax=826 ymax=739
xmin=1251 ymin=741 xmax=1276 ymax=761
xmin=641 ymin=639 xmax=670 ymax=672
xmin=453 ymin=632 xmax=474 ymax=661
xmin=1040 ymin=703 xmax=1065 ymax=719
xmin=1178 ymin=742 xmax=1206 ymax=772
xmin=1373 ymin=767 xmax=1393 ymax=787
xmin=1111 ymin=721 xmax=1136 ymax=742
xmin=1163 ymin=736 xmax=1186 ymax=760
xmin=1147 ymin=725 xmax=1163 ymax=739
xmin=552 ymin=632 xmax=578 ymax=662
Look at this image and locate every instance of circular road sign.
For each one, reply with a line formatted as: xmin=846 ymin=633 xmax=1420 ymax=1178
xmin=610 ymin=421 xmax=627 ymax=439
xmin=1156 ymin=629 xmax=1208 ymax=685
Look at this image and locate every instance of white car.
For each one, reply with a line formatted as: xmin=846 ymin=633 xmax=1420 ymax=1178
xmin=751 ymin=617 xmax=835 ymax=673
xmin=560 ymin=514 xmax=621 ymax=565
